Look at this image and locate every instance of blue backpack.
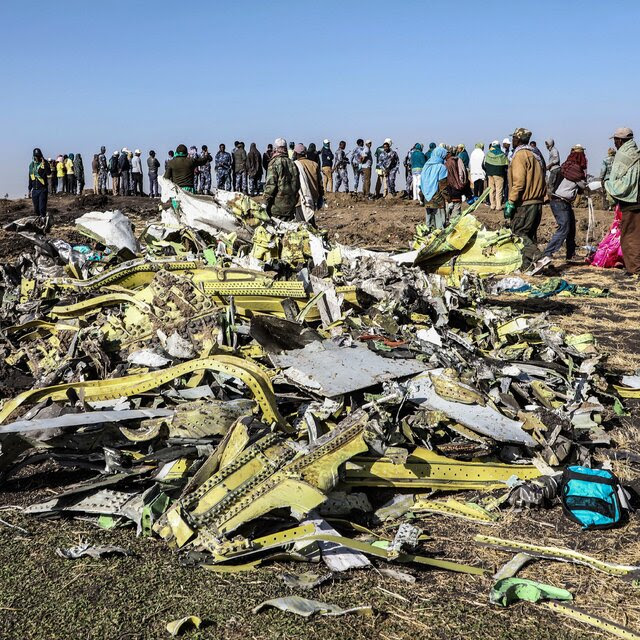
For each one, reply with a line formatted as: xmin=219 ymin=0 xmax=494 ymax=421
xmin=561 ymin=466 xmax=625 ymax=530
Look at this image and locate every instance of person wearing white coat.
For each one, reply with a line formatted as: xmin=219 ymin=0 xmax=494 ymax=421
xmin=469 ymin=142 xmax=486 ymax=198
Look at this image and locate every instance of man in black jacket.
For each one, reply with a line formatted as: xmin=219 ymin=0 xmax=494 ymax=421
xmin=28 ymin=147 xmax=51 ymax=221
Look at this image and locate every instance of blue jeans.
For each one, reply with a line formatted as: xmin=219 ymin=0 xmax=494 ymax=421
xmin=31 ymin=187 xmax=48 ymax=217
xmin=544 ymin=199 xmax=576 ymax=259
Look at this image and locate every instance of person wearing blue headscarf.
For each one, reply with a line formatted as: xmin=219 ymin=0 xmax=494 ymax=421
xmin=420 ymin=146 xmax=449 ymax=229
xmin=426 ymin=142 xmax=437 ymax=160
xmin=410 ymin=143 xmax=426 ymax=201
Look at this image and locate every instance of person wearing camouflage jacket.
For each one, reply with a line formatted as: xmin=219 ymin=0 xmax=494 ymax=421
xmin=263 ymin=138 xmax=300 ymax=220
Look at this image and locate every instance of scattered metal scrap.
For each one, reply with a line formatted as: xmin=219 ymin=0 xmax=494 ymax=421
xmin=0 ymin=181 xmax=637 ymax=636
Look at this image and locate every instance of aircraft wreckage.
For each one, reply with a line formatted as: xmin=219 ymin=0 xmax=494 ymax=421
xmin=1 ymin=177 xmax=639 ymax=637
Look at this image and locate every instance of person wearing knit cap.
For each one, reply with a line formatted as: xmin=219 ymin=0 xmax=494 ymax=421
xmin=263 ymin=138 xmax=300 ymax=220
xmin=163 ymin=143 xmax=212 ymax=192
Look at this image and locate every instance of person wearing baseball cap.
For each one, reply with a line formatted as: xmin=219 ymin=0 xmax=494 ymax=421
xmin=605 ymin=127 xmax=640 ymax=274
xmin=320 ymin=140 xmax=334 ymax=193
xmin=504 ymin=127 xmax=547 ymax=269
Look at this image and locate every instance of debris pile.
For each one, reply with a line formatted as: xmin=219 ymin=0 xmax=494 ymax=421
xmin=1 ymin=182 xmax=638 ymax=636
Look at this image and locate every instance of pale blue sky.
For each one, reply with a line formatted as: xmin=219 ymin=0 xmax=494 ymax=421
xmin=1 ymin=0 xmax=638 ymax=196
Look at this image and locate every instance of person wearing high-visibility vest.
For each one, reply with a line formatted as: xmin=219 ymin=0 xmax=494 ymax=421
xmin=28 ymin=148 xmax=51 ymax=222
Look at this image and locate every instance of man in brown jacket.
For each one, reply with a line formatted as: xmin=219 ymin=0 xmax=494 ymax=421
xmin=504 ymin=127 xmax=547 ymax=267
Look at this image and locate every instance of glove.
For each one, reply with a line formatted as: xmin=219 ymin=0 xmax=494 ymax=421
xmin=504 ymin=201 xmax=516 ymax=220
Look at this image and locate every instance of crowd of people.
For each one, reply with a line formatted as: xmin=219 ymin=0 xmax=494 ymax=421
xmin=27 ymin=126 xmax=640 ymax=275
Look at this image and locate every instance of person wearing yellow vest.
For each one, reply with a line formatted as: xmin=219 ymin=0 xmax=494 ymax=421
xmin=56 ymin=155 xmax=66 ymax=193
xmin=66 ymin=153 xmax=76 ymax=194
xmin=28 ymin=148 xmax=51 ymax=221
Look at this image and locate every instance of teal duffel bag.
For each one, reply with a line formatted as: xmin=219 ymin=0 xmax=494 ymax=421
xmin=561 ymin=466 xmax=625 ymax=530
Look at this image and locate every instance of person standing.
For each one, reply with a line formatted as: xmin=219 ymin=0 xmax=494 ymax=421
xmin=320 ymin=140 xmax=334 ymax=193
xmin=288 ymin=141 xmax=295 ymax=159
xmin=66 ymin=154 xmax=76 ymax=194
xmin=469 ymin=143 xmax=486 ymax=198
xmin=445 ymin=148 xmax=468 ymax=217
xmin=28 ymin=148 xmax=51 ymax=222
xmin=545 ymin=139 xmax=560 ymax=172
xmin=504 ymin=127 xmax=547 ymax=268
xmin=599 ymin=148 xmax=616 ymax=209
xmin=378 ymin=140 xmax=399 ymax=196
xmin=541 ymin=145 xmax=588 ymax=263
xmin=233 ymin=142 xmax=248 ymax=193
xmin=333 ymin=141 xmax=349 ymax=193
xmin=215 ymin=143 xmax=233 ymax=190
xmin=57 ymin=155 xmax=66 ymax=193
xmin=262 ymin=144 xmax=273 ymax=174
xmin=457 ymin=144 xmax=470 ymax=169
xmin=483 ymin=141 xmax=508 ymax=210
xmin=421 ymin=146 xmax=449 ymax=229
xmin=403 ymin=146 xmax=413 ymax=198
xmin=263 ymin=138 xmax=300 ymax=220
xmin=426 ymin=142 xmax=436 ymax=160
xmin=48 ymin=159 xmax=57 ymax=193
xmin=109 ymin=151 xmax=120 ymax=195
xmin=91 ymin=154 xmax=100 ymax=194
xmin=118 ymin=148 xmax=131 ymax=195
xmin=246 ymin=143 xmax=263 ymax=196
xmin=306 ymin=143 xmax=319 ymax=164
xmin=131 ymin=149 xmax=144 ymax=196
xmin=410 ymin=143 xmax=426 ymax=201
xmin=147 ymin=150 xmax=161 ymax=198
xmin=165 ymin=150 xmax=174 ymax=172
xmin=73 ymin=153 xmax=84 ymax=194
xmin=293 ymin=143 xmax=323 ymax=225
xmin=351 ymin=139 xmax=364 ymax=194
xmin=97 ymin=146 xmax=109 ymax=195
xmin=199 ymin=145 xmax=212 ymax=195
xmin=164 ymin=143 xmax=212 ymax=192
xmin=605 ymin=127 xmax=640 ymax=275
xmin=360 ymin=140 xmax=373 ymax=197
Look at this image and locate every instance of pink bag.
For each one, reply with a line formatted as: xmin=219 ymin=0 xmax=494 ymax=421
xmin=588 ymin=205 xmax=624 ymax=268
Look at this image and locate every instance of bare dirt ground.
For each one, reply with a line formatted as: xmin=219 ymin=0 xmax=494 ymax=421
xmin=0 ymin=192 xmax=638 ymax=640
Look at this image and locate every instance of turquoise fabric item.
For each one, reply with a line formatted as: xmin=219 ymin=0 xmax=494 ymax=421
xmin=420 ymin=146 xmax=448 ymax=201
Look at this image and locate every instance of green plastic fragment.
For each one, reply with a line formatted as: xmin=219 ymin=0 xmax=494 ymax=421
xmin=203 ymin=248 xmax=217 ymax=266
xmin=490 ymin=577 xmax=573 ymax=607
xmin=97 ymin=515 xmax=119 ymax=529
xmin=141 ymin=492 xmax=172 ymax=537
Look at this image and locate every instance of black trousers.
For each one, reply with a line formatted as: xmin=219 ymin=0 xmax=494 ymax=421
xmin=31 ymin=187 xmax=48 ymax=217
xmin=473 ymin=179 xmax=484 ymax=197
xmin=132 ymin=173 xmax=144 ymax=196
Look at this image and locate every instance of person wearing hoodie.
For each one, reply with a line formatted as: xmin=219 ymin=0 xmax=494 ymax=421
xmin=118 ymin=149 xmax=131 ymax=195
xmin=147 ymin=150 xmax=161 ymax=198
xmin=263 ymin=138 xmax=300 ymax=220
xmin=233 ymin=142 xmax=248 ymax=193
xmin=246 ymin=143 xmax=263 ymax=196
xmin=164 ymin=143 xmax=212 ymax=192
xmin=505 ymin=127 xmax=547 ymax=267
xmin=74 ymin=153 xmax=85 ymax=194
xmin=420 ymin=146 xmax=450 ymax=229
xmin=131 ymin=149 xmax=145 ymax=196
xmin=109 ymin=151 xmax=121 ymax=195
xmin=469 ymin=143 xmax=486 ymax=198
xmin=605 ymin=127 xmax=640 ymax=274
xmin=320 ymin=140 xmax=334 ymax=193
xmin=307 ymin=143 xmax=319 ymax=164
xmin=545 ymin=139 xmax=560 ymax=172
xmin=540 ymin=145 xmax=587 ymax=264
xmin=66 ymin=153 xmax=76 ymax=194
xmin=410 ymin=143 xmax=426 ymax=201
xmin=28 ymin=148 xmax=51 ymax=220
xmin=483 ymin=141 xmax=508 ymax=210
